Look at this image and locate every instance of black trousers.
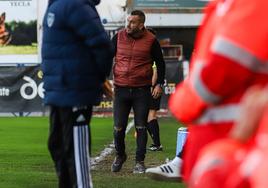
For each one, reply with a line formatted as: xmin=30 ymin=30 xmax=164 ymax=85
xmin=48 ymin=106 xmax=93 ymax=188
xmin=113 ymin=86 xmax=150 ymax=162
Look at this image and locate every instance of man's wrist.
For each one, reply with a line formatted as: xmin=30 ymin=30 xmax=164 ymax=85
xmin=156 ymin=83 xmax=164 ymax=89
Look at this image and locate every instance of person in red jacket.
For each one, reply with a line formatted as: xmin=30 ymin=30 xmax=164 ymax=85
xmin=189 ymin=85 xmax=268 ymax=188
xmin=111 ymin=10 xmax=165 ymax=174
xmin=169 ymin=0 xmax=268 ymax=182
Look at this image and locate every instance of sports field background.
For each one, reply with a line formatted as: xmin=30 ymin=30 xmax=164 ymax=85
xmin=0 ymin=117 xmax=185 ymax=188
xmin=0 ymin=45 xmax=37 ymax=54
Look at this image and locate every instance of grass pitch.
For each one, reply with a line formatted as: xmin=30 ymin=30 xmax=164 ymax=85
xmin=0 ymin=117 xmax=185 ymax=188
xmin=0 ymin=45 xmax=37 ymax=54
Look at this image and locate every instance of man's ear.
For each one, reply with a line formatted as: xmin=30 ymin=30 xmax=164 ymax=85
xmin=138 ymin=23 xmax=144 ymax=30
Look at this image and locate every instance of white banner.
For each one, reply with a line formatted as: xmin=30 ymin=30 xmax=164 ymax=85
xmin=0 ymin=0 xmax=38 ymax=64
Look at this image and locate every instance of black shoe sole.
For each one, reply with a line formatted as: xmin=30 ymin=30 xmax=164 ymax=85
xmin=146 ymin=172 xmax=183 ymax=182
xmin=147 ymin=148 xmax=163 ymax=151
xmin=148 ymin=149 xmax=163 ymax=151
xmin=111 ymin=155 xmax=127 ymax=172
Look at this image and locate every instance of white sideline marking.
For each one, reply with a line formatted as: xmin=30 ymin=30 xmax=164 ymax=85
xmin=91 ymin=119 xmax=135 ymax=169
xmin=125 ymin=119 xmax=135 ymax=134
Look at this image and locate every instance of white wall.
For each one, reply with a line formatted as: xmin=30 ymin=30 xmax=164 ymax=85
xmin=96 ymin=0 xmax=126 ymax=25
xmin=37 ymin=0 xmax=48 ymax=63
xmin=145 ymin=13 xmax=204 ymax=27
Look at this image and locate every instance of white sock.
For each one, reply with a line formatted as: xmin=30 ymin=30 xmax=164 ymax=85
xmin=171 ymin=156 xmax=182 ymax=166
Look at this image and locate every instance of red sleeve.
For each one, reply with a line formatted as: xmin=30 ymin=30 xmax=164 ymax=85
xmin=200 ymin=53 xmax=253 ymax=99
xmin=169 ymin=53 xmax=253 ymax=124
xmin=169 ymin=80 xmax=209 ymax=124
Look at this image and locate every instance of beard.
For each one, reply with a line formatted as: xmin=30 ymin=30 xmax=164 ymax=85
xmin=127 ymin=28 xmax=144 ymax=38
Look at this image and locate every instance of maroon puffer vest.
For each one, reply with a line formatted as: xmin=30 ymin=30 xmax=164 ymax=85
xmin=113 ymin=29 xmax=155 ymax=87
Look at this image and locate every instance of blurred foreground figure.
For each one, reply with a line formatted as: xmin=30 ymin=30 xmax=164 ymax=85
xmin=189 ymin=86 xmax=268 ymax=188
xmin=42 ymin=0 xmax=113 ymax=187
xmin=169 ymin=0 xmax=268 ymax=182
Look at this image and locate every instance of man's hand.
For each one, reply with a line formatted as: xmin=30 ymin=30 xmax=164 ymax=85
xmin=102 ymin=79 xmax=114 ymax=99
xmin=152 ymin=84 xmax=163 ymax=99
xmin=230 ymin=85 xmax=268 ymax=142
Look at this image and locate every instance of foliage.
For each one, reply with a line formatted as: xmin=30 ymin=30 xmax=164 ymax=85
xmin=5 ymin=20 xmax=37 ymax=45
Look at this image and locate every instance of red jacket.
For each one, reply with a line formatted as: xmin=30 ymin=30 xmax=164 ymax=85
xmin=169 ymin=0 xmax=268 ymax=181
xmin=189 ymin=104 xmax=268 ymax=188
xmin=113 ymin=29 xmax=155 ymax=87
xmin=189 ymin=139 xmax=247 ymax=188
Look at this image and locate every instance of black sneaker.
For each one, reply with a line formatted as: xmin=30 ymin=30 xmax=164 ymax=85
xmin=133 ymin=161 xmax=146 ymax=174
xmin=111 ymin=154 xmax=127 ymax=172
xmin=148 ymin=144 xmax=163 ymax=151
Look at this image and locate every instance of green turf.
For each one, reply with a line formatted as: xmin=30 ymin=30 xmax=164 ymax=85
xmin=92 ymin=117 xmax=185 ymax=188
xmin=90 ymin=117 xmax=114 ymax=155
xmin=0 ymin=117 xmax=56 ymax=188
xmin=0 ymin=116 xmax=185 ymax=188
xmin=0 ymin=45 xmax=37 ymax=54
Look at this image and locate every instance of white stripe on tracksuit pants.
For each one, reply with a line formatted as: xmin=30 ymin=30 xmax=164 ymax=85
xmin=74 ymin=125 xmax=93 ymax=188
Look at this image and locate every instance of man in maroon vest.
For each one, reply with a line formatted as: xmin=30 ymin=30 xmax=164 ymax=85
xmin=111 ymin=10 xmax=165 ymax=173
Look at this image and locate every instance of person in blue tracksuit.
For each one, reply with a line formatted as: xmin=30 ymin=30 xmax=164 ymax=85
xmin=42 ymin=0 xmax=113 ymax=187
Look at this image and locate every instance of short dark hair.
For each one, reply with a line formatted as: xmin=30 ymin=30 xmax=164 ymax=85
xmin=131 ymin=10 xmax=145 ymax=23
